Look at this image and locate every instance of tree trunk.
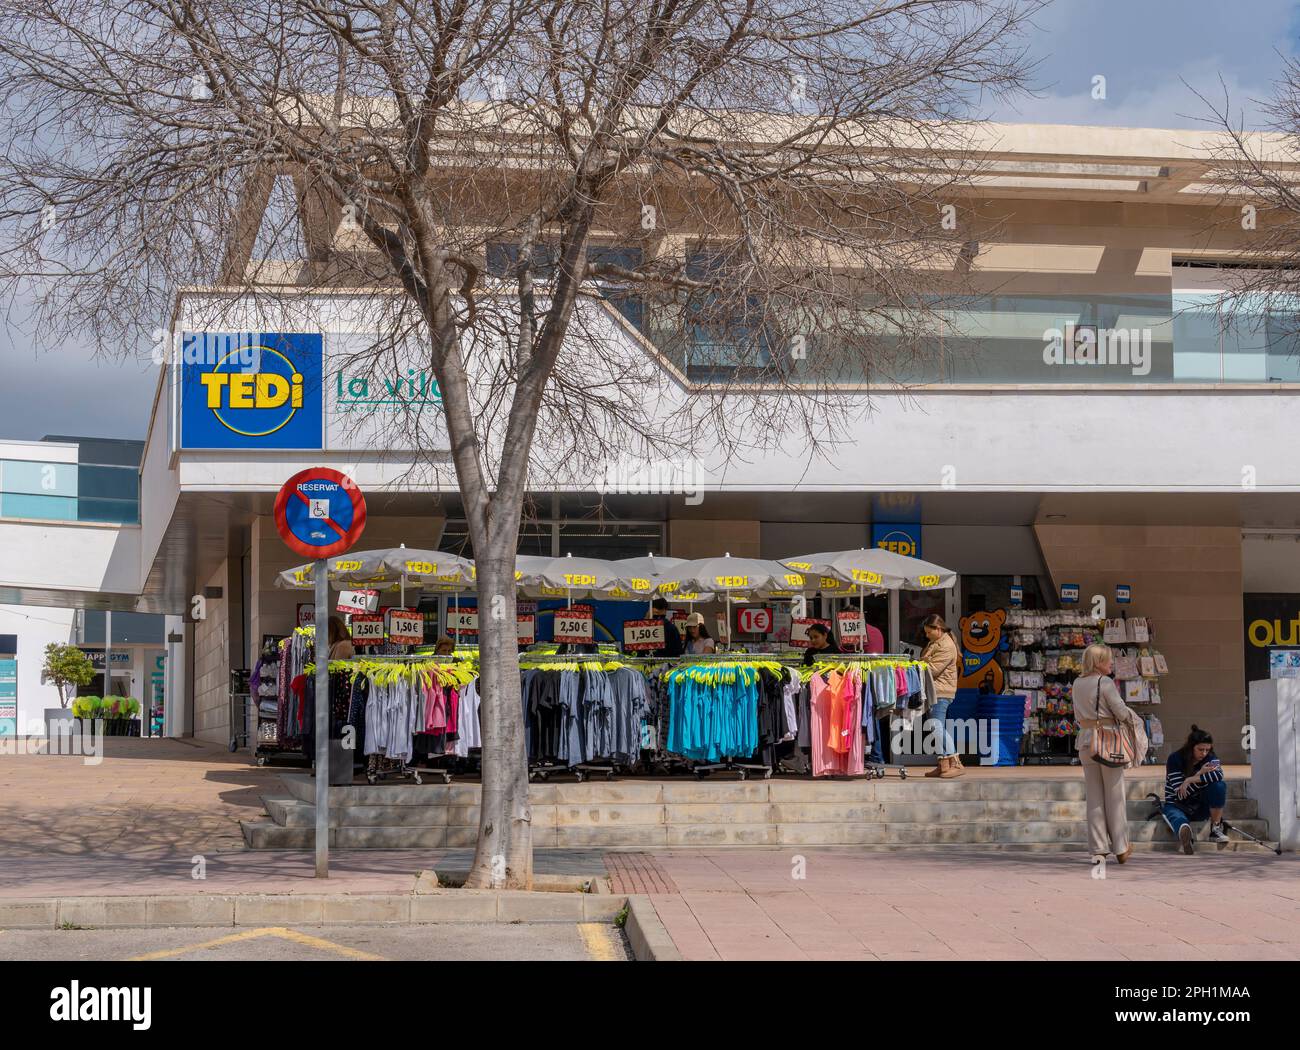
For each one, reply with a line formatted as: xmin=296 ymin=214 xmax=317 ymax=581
xmin=463 ymin=552 xmax=533 ymax=889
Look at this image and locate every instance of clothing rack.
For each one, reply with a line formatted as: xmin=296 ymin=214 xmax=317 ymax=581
xmin=325 ymin=656 xmax=476 ymax=786
xmin=801 ymin=654 xmax=930 ymax=781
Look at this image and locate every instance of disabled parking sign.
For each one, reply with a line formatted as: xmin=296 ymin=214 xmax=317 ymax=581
xmin=274 ymin=468 xmax=367 ymax=560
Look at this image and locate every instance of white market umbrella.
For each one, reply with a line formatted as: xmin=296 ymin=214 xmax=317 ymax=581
xmin=782 ymin=547 xmax=956 ymax=651
xmin=381 ymin=547 xmax=476 ymax=621
xmin=654 ymin=554 xmax=801 ymax=645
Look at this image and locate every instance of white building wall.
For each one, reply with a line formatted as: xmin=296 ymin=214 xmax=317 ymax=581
xmin=0 ymin=604 xmax=77 ymax=732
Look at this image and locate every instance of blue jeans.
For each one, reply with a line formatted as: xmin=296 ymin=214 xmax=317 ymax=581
xmin=1162 ymin=780 xmax=1228 ymax=835
xmin=927 ymin=699 xmax=955 ymax=758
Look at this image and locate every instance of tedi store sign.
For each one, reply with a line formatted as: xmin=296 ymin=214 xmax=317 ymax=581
xmin=180 ymin=332 xmax=323 ymax=450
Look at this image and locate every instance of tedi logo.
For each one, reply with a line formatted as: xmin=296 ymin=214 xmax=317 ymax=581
xmin=1042 ymin=323 xmax=1151 ymax=376
xmin=50 ymin=981 xmax=151 ymax=1030
xmin=181 ymin=332 xmax=324 ymax=450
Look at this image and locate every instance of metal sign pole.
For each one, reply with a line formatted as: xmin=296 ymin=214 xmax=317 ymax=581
xmin=314 ymin=561 xmax=329 ymax=877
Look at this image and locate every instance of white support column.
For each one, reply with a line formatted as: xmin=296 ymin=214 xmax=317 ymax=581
xmin=1247 ymin=677 xmax=1299 ymax=851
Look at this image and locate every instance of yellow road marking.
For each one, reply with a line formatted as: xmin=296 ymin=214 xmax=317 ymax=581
xmin=578 ymin=922 xmax=620 ymax=961
xmin=129 ymin=926 xmax=385 ymax=962
xmin=269 ymin=927 xmax=386 ymax=961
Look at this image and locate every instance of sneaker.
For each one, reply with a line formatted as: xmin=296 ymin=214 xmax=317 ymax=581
xmin=1209 ymin=822 xmax=1230 ymax=844
xmin=1179 ymin=824 xmax=1195 ymax=855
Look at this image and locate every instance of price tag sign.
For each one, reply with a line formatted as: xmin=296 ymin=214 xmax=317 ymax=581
xmin=336 ymin=589 xmax=379 ymax=615
xmin=554 ymin=607 xmax=594 ymax=644
xmin=1116 ymin=584 xmax=1132 ymax=604
xmin=350 ymin=614 xmax=385 ymax=646
xmin=623 ymin=619 xmax=666 ymax=651
xmin=737 ymin=606 xmax=773 ymax=634
xmin=517 ymin=614 xmax=535 ymax=645
xmin=385 ymin=607 xmax=424 ymax=645
xmin=836 ymin=610 xmax=864 ymax=643
xmin=449 ymin=609 xmax=479 ymax=636
xmin=1060 ymin=583 xmax=1080 ymax=604
xmin=297 ymin=603 xmax=315 ymax=628
xmin=790 ymin=617 xmax=832 ymax=648
xmin=1009 ymin=585 xmax=1023 ymax=606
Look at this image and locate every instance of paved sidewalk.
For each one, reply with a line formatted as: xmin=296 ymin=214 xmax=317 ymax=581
xmin=0 ymin=738 xmax=279 ymax=857
xmin=636 ymin=848 xmax=1300 ymax=961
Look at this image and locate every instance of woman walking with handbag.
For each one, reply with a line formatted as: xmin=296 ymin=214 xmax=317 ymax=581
xmin=920 ymin=614 xmax=962 ymax=778
xmin=1073 ymin=643 xmax=1144 ymax=867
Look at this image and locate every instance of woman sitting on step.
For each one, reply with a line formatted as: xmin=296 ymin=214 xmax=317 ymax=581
xmin=1162 ymin=726 xmax=1228 ymax=855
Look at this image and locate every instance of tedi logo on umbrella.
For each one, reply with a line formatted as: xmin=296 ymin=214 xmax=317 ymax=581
xmin=181 ymin=332 xmax=324 ymax=450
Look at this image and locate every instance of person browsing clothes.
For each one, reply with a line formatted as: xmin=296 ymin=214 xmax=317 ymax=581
xmin=801 ymin=622 xmax=840 ymax=666
xmin=1162 ymin=725 xmax=1228 ymax=854
xmin=683 ymin=612 xmax=716 ymax=654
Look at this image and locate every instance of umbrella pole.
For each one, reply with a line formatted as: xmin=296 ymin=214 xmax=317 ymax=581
xmin=859 ymin=584 xmax=866 ymax=652
xmin=401 ymin=573 xmax=406 ymax=609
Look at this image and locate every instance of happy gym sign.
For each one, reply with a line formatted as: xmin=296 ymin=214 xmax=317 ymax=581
xmin=180 ymin=332 xmax=323 ymax=450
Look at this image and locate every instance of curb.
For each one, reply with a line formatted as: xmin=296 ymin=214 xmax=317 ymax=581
xmin=623 ymin=895 xmax=680 ymax=961
xmin=0 ymin=890 xmax=629 ymax=931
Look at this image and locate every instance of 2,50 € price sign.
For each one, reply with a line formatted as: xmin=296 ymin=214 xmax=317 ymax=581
xmin=350 ymin=614 xmax=385 ymax=646
xmin=622 ymin=619 xmax=665 ymax=651
xmin=554 ymin=608 xmax=593 ymax=644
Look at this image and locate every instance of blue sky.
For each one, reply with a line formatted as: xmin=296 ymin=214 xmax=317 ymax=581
xmin=3 ymin=0 xmax=1299 ymax=443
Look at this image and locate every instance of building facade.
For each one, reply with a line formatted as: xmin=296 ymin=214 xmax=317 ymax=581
xmin=1 ymin=124 xmax=1298 ymax=759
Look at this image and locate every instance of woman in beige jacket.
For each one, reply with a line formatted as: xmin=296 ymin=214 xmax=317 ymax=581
xmin=1073 ymin=643 xmax=1142 ymax=866
xmin=920 ymin=614 xmax=962 ymax=778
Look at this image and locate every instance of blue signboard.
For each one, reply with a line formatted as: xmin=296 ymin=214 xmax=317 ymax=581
xmin=1060 ymin=583 xmax=1080 ymax=604
xmin=180 ymin=332 xmax=324 ymax=449
xmin=871 ymin=522 xmax=922 ymax=559
xmin=0 ymin=658 xmax=16 ymax=736
xmin=1116 ymin=584 xmax=1132 ymax=604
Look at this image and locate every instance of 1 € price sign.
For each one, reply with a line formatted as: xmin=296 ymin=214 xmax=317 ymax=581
xmin=623 ymin=619 xmax=666 ymax=651
xmin=554 ymin=608 xmax=593 ymax=644
xmin=386 ymin=608 xmax=424 ymax=645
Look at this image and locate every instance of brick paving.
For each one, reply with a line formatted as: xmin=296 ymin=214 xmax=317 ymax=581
xmin=603 ymin=852 xmax=679 ymax=895
xmin=0 ymin=737 xmax=281 ymax=858
xmin=641 ymin=848 xmax=1300 ymax=961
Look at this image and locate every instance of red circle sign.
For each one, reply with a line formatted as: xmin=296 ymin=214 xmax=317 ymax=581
xmin=274 ymin=468 xmax=367 ymax=560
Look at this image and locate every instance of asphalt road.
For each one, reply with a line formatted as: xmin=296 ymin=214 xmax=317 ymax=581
xmin=0 ymin=922 xmax=630 ymax=961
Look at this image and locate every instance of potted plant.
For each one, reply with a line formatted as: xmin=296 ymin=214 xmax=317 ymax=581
xmin=42 ymin=643 xmax=95 ymax=747
xmin=71 ymin=696 xmax=105 ymax=738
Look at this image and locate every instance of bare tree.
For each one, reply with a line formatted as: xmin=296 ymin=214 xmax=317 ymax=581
xmin=1197 ymin=71 xmax=1300 ymax=343
xmin=0 ymin=0 xmax=1040 ymax=888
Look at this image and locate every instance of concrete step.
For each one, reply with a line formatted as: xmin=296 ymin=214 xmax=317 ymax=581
xmin=243 ymin=812 xmax=1272 ymax=850
xmin=277 ymin=772 xmax=1248 ymax=807
xmin=262 ymin=795 xmax=1258 ymax=830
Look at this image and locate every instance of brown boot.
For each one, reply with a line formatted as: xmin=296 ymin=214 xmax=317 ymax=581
xmin=925 ymin=757 xmax=946 ymax=778
xmin=939 ymin=754 xmax=964 ymax=778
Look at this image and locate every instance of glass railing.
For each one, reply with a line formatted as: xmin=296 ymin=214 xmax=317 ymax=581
xmin=0 ymin=458 xmax=139 ymax=524
xmin=631 ymin=290 xmax=1300 ymax=386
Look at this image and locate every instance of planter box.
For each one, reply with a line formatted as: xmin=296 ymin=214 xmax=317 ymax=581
xmin=43 ymin=708 xmax=74 ymax=753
